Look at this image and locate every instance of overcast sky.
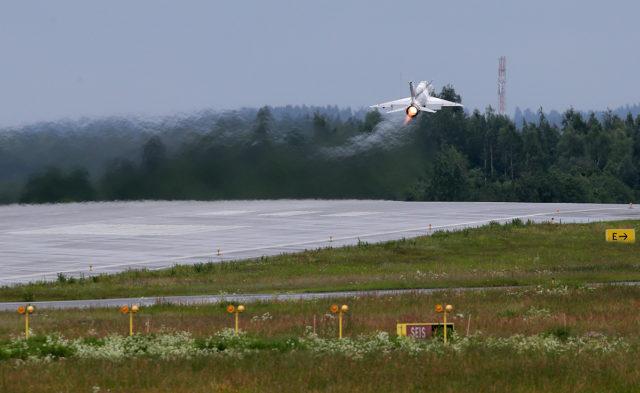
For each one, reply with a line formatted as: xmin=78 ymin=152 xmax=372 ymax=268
xmin=1 ymin=1 xmax=639 ymax=126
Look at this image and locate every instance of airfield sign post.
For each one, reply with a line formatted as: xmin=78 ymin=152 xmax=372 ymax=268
xmin=605 ymin=229 xmax=635 ymax=243
xmin=396 ymin=323 xmax=455 ymax=339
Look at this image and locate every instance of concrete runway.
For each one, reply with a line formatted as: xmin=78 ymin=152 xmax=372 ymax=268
xmin=1 ymin=200 xmax=638 ymax=285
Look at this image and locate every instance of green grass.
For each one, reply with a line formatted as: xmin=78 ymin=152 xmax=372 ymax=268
xmin=2 ymin=219 xmax=640 ymax=302
xmin=2 ymin=285 xmax=640 ymax=340
xmin=2 ymin=285 xmax=640 ymax=392
xmin=4 ymin=351 xmax=639 ymax=393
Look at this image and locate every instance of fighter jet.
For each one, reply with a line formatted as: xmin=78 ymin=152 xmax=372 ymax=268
xmin=370 ymin=81 xmax=463 ymax=123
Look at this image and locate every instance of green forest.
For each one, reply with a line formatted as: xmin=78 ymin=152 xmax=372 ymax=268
xmin=3 ymin=86 xmax=640 ymax=204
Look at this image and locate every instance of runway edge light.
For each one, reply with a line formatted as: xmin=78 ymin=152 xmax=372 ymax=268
xmin=19 ymin=304 xmax=35 ymax=339
xmin=435 ymin=304 xmax=453 ymax=344
xmin=121 ymin=305 xmax=139 ymax=336
xmin=230 ymin=305 xmax=245 ymax=333
xmin=332 ymin=304 xmax=348 ymax=339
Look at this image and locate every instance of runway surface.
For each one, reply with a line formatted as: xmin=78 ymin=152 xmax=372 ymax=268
xmin=1 ymin=200 xmax=638 ymax=285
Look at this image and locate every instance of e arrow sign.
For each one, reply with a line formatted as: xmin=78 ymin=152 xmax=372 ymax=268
xmin=605 ymin=229 xmax=635 ymax=243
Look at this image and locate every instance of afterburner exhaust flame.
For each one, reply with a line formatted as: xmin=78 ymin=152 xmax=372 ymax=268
xmin=406 ymin=105 xmax=419 ymax=117
xmin=404 ymin=105 xmax=419 ymax=124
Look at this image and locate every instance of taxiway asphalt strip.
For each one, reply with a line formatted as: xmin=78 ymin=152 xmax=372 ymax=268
xmin=0 ymin=288 xmax=501 ymax=311
xmin=1 ymin=282 xmax=638 ymax=311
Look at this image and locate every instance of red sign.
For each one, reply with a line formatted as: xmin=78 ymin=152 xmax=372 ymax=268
xmin=397 ymin=323 xmax=454 ymax=339
xmin=406 ymin=324 xmax=433 ymax=339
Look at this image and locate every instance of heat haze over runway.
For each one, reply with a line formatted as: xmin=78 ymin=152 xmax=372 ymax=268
xmin=1 ymin=200 xmax=639 ymax=284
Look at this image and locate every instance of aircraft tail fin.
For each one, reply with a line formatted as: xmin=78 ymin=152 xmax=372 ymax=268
xmin=409 ymin=81 xmax=416 ymax=102
xmin=427 ymin=80 xmax=435 ymax=96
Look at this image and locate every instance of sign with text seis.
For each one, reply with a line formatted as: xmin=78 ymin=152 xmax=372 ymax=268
xmin=397 ymin=323 xmax=454 ymax=339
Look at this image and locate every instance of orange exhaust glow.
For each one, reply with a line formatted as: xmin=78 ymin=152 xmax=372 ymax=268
xmin=404 ymin=105 xmax=419 ymax=124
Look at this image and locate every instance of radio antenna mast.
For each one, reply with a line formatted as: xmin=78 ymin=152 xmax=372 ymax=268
xmin=498 ymin=56 xmax=506 ymax=115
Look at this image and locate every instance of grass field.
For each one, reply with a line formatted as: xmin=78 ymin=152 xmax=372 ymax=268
xmin=2 ymin=220 xmax=640 ymax=392
xmin=2 ymin=219 xmax=640 ymax=302
xmin=2 ymin=285 xmax=640 ymax=340
xmin=4 ymin=351 xmax=640 ymax=393
xmin=2 ymin=285 xmax=640 ymax=392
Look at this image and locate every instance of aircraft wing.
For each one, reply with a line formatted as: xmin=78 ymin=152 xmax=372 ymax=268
xmin=370 ymin=97 xmax=411 ymax=110
xmin=425 ymin=96 xmax=463 ymax=107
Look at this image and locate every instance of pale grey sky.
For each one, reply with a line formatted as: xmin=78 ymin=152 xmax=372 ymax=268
xmin=1 ymin=1 xmax=639 ymax=126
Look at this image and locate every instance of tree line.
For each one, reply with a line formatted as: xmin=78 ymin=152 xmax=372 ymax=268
xmin=6 ymin=86 xmax=640 ymax=204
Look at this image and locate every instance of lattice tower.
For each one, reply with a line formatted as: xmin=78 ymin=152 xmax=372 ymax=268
xmin=498 ymin=56 xmax=506 ymax=114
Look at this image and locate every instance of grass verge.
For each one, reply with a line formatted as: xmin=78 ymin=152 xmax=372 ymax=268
xmin=2 ymin=285 xmax=640 ymax=392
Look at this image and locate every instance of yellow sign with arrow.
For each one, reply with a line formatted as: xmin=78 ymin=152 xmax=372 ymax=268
xmin=605 ymin=229 xmax=635 ymax=243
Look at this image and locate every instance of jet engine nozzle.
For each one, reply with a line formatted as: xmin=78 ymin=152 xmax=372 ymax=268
xmin=406 ymin=105 xmax=419 ymax=118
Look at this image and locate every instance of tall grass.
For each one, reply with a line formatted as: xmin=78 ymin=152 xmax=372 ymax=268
xmin=3 ymin=350 xmax=639 ymax=393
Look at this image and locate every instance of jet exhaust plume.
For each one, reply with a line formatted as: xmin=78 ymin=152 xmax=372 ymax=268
xmin=322 ymin=117 xmax=415 ymax=158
